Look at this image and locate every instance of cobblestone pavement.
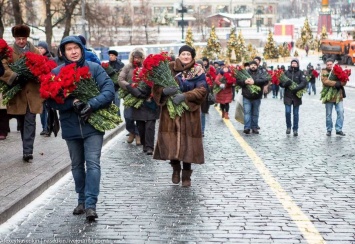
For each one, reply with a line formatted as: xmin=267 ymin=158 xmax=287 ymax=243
xmin=1 ymin=82 xmax=355 ymax=243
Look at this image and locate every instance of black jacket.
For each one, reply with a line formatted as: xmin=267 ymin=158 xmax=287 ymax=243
xmin=237 ymin=68 xmax=268 ymax=100
xmin=308 ymin=68 xmax=316 ymax=83
xmin=280 ymin=67 xmax=307 ymax=106
xmin=109 ymin=59 xmax=124 ymax=72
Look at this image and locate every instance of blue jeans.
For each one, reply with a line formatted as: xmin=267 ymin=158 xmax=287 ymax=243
xmin=272 ymin=84 xmax=279 ymax=97
xmin=285 ymin=104 xmax=299 ymax=131
xmin=201 ymin=112 xmax=206 ymax=134
xmin=40 ymin=103 xmax=48 ymax=131
xmin=308 ymin=82 xmax=316 ymax=94
xmin=243 ymin=97 xmax=261 ymax=130
xmin=66 ymin=134 xmax=103 ymax=210
xmin=325 ymin=101 xmax=344 ymax=132
xmin=114 ymin=91 xmax=121 ymax=117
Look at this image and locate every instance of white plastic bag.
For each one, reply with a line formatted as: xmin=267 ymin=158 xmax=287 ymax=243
xmin=234 ymin=92 xmax=244 ymax=124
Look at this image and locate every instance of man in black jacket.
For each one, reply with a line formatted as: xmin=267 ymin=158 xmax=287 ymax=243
xmin=237 ymin=61 xmax=268 ymax=134
xmin=279 ymin=59 xmax=307 ymax=136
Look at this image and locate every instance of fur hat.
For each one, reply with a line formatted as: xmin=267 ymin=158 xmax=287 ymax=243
xmin=178 ymin=45 xmax=196 ymax=59
xmin=37 ymin=41 xmax=49 ymax=52
xmin=78 ymin=35 xmax=86 ymax=46
xmin=326 ymin=58 xmax=334 ymax=63
xmin=12 ymin=24 xmax=30 ymax=38
xmin=108 ymin=50 xmax=118 ymax=56
xmin=132 ymin=49 xmax=144 ymax=58
xmin=202 ymin=57 xmax=209 ymax=63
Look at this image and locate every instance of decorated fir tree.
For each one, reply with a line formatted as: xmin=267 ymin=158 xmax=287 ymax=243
xmin=320 ymin=26 xmax=328 ymax=40
xmin=312 ymin=36 xmax=321 ymax=52
xmin=297 ymin=18 xmax=313 ymax=49
xmin=185 ymin=27 xmax=194 ymax=48
xmin=278 ymin=44 xmax=290 ymax=58
xmin=202 ymin=25 xmax=221 ymax=59
xmin=245 ymin=43 xmax=259 ymax=62
xmin=263 ymin=30 xmax=279 ymax=59
xmin=235 ymin=30 xmax=247 ymax=63
xmin=226 ymin=27 xmax=238 ymax=63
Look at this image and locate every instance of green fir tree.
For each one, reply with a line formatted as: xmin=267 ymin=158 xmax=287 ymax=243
xmin=245 ymin=43 xmax=259 ymax=62
xmin=320 ymin=26 xmax=328 ymax=40
xmin=185 ymin=27 xmax=194 ymax=48
xmin=297 ymin=18 xmax=313 ymax=49
xmin=294 ymin=50 xmax=299 ymax=57
xmin=226 ymin=27 xmax=238 ymax=63
xmin=263 ymin=30 xmax=279 ymax=59
xmin=236 ymin=30 xmax=247 ymax=63
xmin=202 ymin=25 xmax=221 ymax=59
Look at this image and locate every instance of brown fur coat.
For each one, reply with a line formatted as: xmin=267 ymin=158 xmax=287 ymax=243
xmin=153 ymin=58 xmax=207 ymax=164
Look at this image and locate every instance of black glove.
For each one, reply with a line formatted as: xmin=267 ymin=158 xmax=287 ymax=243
xmin=172 ymin=93 xmax=185 ymax=105
xmin=12 ymin=74 xmax=27 ymax=87
xmin=126 ymin=84 xmax=142 ymax=98
xmin=0 ymin=62 xmax=4 ymax=77
xmin=163 ymin=87 xmax=179 ymax=96
xmin=284 ymin=80 xmax=292 ymax=87
xmin=73 ymin=100 xmax=86 ymax=114
xmin=80 ymin=103 xmax=93 ymax=122
xmin=334 ymin=81 xmax=341 ymax=89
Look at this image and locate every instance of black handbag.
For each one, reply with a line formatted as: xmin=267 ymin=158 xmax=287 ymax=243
xmin=207 ymin=92 xmax=215 ymax=105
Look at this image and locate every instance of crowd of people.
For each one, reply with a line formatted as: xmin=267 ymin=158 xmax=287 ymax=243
xmin=0 ymin=24 xmax=347 ymax=222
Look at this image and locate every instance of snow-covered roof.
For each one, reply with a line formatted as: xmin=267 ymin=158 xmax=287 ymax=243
xmin=207 ymin=13 xmax=254 ymax=20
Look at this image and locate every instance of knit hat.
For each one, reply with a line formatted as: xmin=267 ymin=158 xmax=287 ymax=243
xmin=326 ymin=58 xmax=334 ymax=63
xmin=12 ymin=24 xmax=30 ymax=38
xmin=108 ymin=50 xmax=118 ymax=56
xmin=291 ymin=58 xmax=299 ymax=66
xmin=202 ymin=57 xmax=209 ymax=63
xmin=196 ymin=59 xmax=203 ymax=66
xmin=78 ymin=35 xmax=86 ymax=46
xmin=249 ymin=60 xmax=258 ymax=66
xmin=37 ymin=41 xmax=49 ymax=52
xmin=132 ymin=49 xmax=144 ymax=58
xmin=178 ymin=45 xmax=196 ymax=59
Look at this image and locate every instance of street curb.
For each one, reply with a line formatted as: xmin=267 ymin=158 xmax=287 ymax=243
xmin=0 ymin=123 xmax=126 ymax=225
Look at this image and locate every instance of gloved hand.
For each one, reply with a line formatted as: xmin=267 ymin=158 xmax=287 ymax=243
xmin=219 ymin=83 xmax=226 ymax=89
xmin=284 ymin=80 xmax=292 ymax=87
xmin=73 ymin=100 xmax=86 ymax=114
xmin=163 ymin=87 xmax=179 ymax=96
xmin=334 ymin=81 xmax=341 ymax=89
xmin=12 ymin=74 xmax=27 ymax=87
xmin=0 ymin=62 xmax=4 ymax=77
xmin=172 ymin=93 xmax=185 ymax=105
xmin=80 ymin=103 xmax=93 ymax=122
xmin=126 ymin=84 xmax=142 ymax=98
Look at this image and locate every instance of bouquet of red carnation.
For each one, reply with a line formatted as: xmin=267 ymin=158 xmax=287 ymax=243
xmin=101 ymin=62 xmax=119 ymax=86
xmin=320 ymin=64 xmax=351 ymax=104
xmin=213 ymin=71 xmax=235 ymax=94
xmin=120 ymin=67 xmax=152 ymax=109
xmin=312 ymin=70 xmax=319 ymax=78
xmin=0 ymin=52 xmax=57 ymax=105
xmin=276 ymin=71 xmax=306 ymax=98
xmin=139 ymin=52 xmax=189 ymax=119
xmin=233 ymin=66 xmax=261 ymax=94
xmin=270 ymin=70 xmax=280 ymax=85
xmin=0 ymin=39 xmax=13 ymax=61
xmin=39 ymin=63 xmax=122 ymax=132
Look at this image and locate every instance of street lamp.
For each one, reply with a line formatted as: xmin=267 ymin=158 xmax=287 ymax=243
xmin=177 ymin=0 xmax=187 ymax=42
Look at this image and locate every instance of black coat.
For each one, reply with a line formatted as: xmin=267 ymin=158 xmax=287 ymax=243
xmin=308 ymin=69 xmax=316 ymax=83
xmin=109 ymin=59 xmax=124 ymax=72
xmin=130 ymin=86 xmax=160 ymax=121
xmin=237 ymin=68 xmax=268 ymax=100
xmin=280 ymin=67 xmax=307 ymax=106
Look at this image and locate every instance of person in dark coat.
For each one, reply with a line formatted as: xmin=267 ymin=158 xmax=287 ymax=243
xmin=307 ymin=65 xmax=316 ymax=95
xmin=37 ymin=41 xmax=54 ymax=58
xmin=279 ymin=58 xmax=307 ymax=136
xmin=77 ymin=35 xmax=101 ymax=65
xmin=237 ymin=60 xmax=268 ymax=134
xmin=108 ymin=49 xmax=124 ymax=117
xmin=214 ymin=67 xmax=235 ymax=119
xmin=47 ymin=36 xmax=115 ymax=221
xmin=53 ymin=48 xmax=65 ymax=66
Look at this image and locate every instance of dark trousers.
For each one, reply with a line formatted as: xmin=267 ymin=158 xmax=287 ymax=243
xmin=220 ymin=103 xmax=230 ymax=112
xmin=171 ymin=160 xmax=191 ymax=170
xmin=136 ymin=120 xmax=156 ymax=150
xmin=0 ymin=109 xmax=10 ymax=136
xmin=16 ymin=107 xmax=36 ymax=154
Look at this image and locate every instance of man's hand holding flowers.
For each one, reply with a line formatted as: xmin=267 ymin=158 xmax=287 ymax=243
xmin=163 ymin=86 xmax=179 ymax=96
xmin=80 ymin=103 xmax=93 ymax=122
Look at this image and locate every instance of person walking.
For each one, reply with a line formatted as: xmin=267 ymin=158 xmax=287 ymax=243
xmin=152 ymin=45 xmax=207 ymax=187
xmin=118 ymin=48 xmax=143 ymax=145
xmin=321 ymin=59 xmax=346 ymax=136
xmin=47 ymin=36 xmax=115 ymax=221
xmin=118 ymin=49 xmax=159 ymax=155
xmin=279 ymin=65 xmax=286 ymax=100
xmin=237 ymin=61 xmax=268 ymax=134
xmin=307 ymin=65 xmax=317 ymax=95
xmin=279 ymin=59 xmax=307 ymax=136
xmin=1 ymin=25 xmax=43 ymax=162
xmin=108 ymin=50 xmax=124 ymax=117
xmin=214 ymin=67 xmax=235 ymax=119
xmin=37 ymin=41 xmax=53 ymax=137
